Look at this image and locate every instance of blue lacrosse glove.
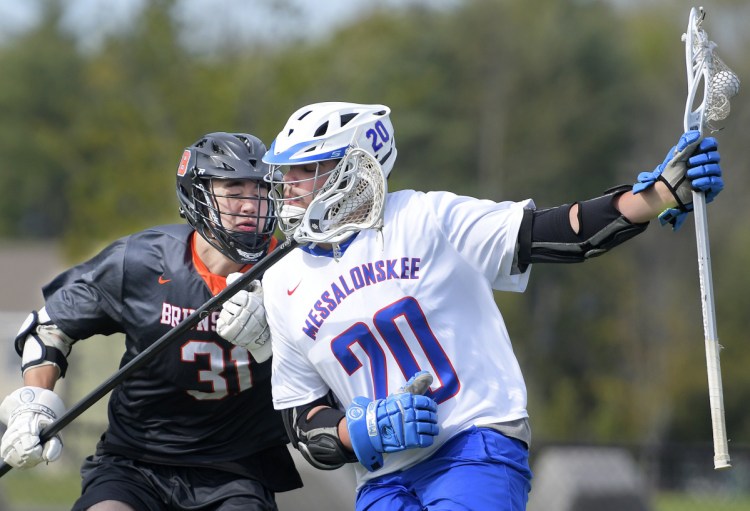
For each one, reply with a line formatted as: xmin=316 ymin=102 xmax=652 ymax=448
xmin=659 ymin=137 xmax=723 ymax=230
xmin=633 ymin=131 xmax=723 ymax=230
xmin=346 ymin=371 xmax=439 ymax=472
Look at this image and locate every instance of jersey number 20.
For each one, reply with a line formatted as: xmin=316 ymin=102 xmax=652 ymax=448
xmin=331 ymin=296 xmax=459 ymax=404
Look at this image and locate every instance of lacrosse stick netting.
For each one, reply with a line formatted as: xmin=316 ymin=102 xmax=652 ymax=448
xmin=683 ymin=6 xmax=739 ymax=470
xmin=684 ymin=7 xmax=740 ymax=133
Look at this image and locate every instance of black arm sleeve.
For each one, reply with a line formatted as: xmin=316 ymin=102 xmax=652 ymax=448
xmin=517 ymin=185 xmax=649 ymax=267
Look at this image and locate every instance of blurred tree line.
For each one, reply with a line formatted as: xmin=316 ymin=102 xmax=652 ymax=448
xmin=0 ymin=0 xmax=748 ymax=450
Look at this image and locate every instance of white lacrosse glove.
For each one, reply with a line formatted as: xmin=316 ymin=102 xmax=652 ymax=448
xmin=0 ymin=386 xmax=65 ymax=469
xmin=217 ymin=273 xmax=272 ymax=363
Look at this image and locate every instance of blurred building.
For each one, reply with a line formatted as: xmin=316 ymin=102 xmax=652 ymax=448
xmin=0 ymin=241 xmax=66 ymax=398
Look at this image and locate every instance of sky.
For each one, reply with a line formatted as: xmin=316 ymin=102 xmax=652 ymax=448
xmin=0 ymin=0 xmax=460 ymax=52
xmin=0 ymin=1 xmax=744 ymax=58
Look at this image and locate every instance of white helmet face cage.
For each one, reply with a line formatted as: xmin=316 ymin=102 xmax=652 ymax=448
xmin=266 ymin=149 xmax=386 ymax=245
xmin=262 ymin=102 xmax=395 ymax=244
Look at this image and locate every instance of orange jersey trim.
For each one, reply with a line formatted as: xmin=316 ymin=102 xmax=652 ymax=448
xmin=191 ymin=233 xmax=279 ymax=296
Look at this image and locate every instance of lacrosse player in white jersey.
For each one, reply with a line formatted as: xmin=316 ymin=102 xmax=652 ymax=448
xmin=217 ymin=102 xmax=723 ymax=510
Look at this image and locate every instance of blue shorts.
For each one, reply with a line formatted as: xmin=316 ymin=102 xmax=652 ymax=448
xmin=355 ymin=426 xmax=532 ymax=511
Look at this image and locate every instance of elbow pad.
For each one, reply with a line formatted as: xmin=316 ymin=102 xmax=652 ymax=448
xmin=519 ymin=185 xmax=649 ymax=265
xmin=281 ymin=395 xmax=357 ymax=470
xmin=14 ymin=308 xmax=74 ymax=378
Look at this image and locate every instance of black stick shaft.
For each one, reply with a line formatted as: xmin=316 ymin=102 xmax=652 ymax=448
xmin=0 ymin=238 xmax=298 ymax=478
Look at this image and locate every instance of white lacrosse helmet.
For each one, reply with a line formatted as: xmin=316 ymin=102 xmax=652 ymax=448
xmin=264 ymin=102 xmax=397 ymax=177
xmin=263 ymin=102 xmax=396 ymax=246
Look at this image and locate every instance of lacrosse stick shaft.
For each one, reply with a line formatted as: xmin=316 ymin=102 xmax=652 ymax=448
xmin=0 ymin=237 xmax=299 ymax=478
xmin=692 ymin=191 xmax=731 ymax=469
xmin=682 ymin=6 xmax=731 ymax=470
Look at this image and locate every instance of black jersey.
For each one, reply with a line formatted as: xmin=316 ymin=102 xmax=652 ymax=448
xmin=42 ymin=224 xmax=300 ymax=489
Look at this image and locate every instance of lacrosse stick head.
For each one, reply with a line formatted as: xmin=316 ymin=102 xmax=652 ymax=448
xmin=683 ymin=7 xmax=740 ymax=133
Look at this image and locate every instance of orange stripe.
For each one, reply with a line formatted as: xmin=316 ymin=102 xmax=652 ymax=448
xmin=191 ymin=233 xmax=279 ymax=295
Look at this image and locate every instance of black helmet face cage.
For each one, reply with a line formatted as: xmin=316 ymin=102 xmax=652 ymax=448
xmin=176 ymin=132 xmax=278 ymax=264
xmin=192 ymin=177 xmax=276 ymax=264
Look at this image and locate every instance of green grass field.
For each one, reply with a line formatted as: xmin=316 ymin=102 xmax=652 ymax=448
xmin=655 ymin=491 xmax=750 ymax=511
xmin=1 ymin=470 xmax=81 ymax=508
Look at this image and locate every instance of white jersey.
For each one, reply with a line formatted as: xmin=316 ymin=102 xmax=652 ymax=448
xmin=264 ymin=189 xmax=534 ymax=487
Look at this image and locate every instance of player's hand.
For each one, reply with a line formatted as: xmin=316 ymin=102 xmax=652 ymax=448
xmin=217 ymin=274 xmax=272 ymax=363
xmin=346 ymin=371 xmax=439 ymax=472
xmin=0 ymin=386 xmax=65 ymax=469
xmin=633 ymin=131 xmax=723 ymax=230
xmin=659 ymin=136 xmax=723 ymax=229
xmin=398 ymin=369 xmax=434 ymax=395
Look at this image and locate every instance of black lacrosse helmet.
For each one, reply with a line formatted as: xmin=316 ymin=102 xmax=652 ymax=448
xmin=176 ymin=132 xmax=279 ymax=264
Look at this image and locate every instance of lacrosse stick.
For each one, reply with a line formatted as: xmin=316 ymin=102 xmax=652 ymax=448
xmin=682 ymin=6 xmax=739 ymax=471
xmin=0 ymin=237 xmax=299 ymax=478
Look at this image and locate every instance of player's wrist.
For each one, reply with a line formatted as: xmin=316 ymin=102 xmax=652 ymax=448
xmin=346 ymin=396 xmax=384 ymax=472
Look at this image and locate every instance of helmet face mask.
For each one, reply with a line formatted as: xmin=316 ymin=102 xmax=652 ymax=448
xmin=177 ymin=132 xmax=278 ymax=264
xmin=266 ymin=149 xmax=387 ymax=246
xmin=266 ymin=159 xmax=340 ymax=236
xmin=263 ymin=103 xmax=395 ymax=244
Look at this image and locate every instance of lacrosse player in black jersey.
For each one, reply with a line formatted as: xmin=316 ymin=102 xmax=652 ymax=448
xmin=0 ymin=132 xmax=302 ymax=510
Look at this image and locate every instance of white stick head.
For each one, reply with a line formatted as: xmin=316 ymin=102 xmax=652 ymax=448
xmin=683 ymin=7 xmax=740 ymax=132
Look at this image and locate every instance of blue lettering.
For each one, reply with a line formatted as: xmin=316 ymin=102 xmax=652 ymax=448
xmin=331 ymin=283 xmax=347 ymax=303
xmin=321 ymin=291 xmax=337 ymax=311
xmin=375 ymin=260 xmax=386 ymax=282
xmin=400 ymin=257 xmax=410 ymax=279
xmin=303 ymin=319 xmax=319 ymax=340
xmin=314 ymin=300 xmax=330 ymax=319
xmin=411 ymin=258 xmax=421 ymax=279
xmin=302 ymin=257 xmax=422 ymax=341
xmin=308 ymin=310 xmax=323 ymax=328
xmin=350 ymin=267 xmax=365 ymax=289
xmin=386 ymin=259 xmax=399 ymax=279
xmin=338 ymin=275 xmax=355 ymax=295
xmin=361 ymin=263 xmax=377 ymax=286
